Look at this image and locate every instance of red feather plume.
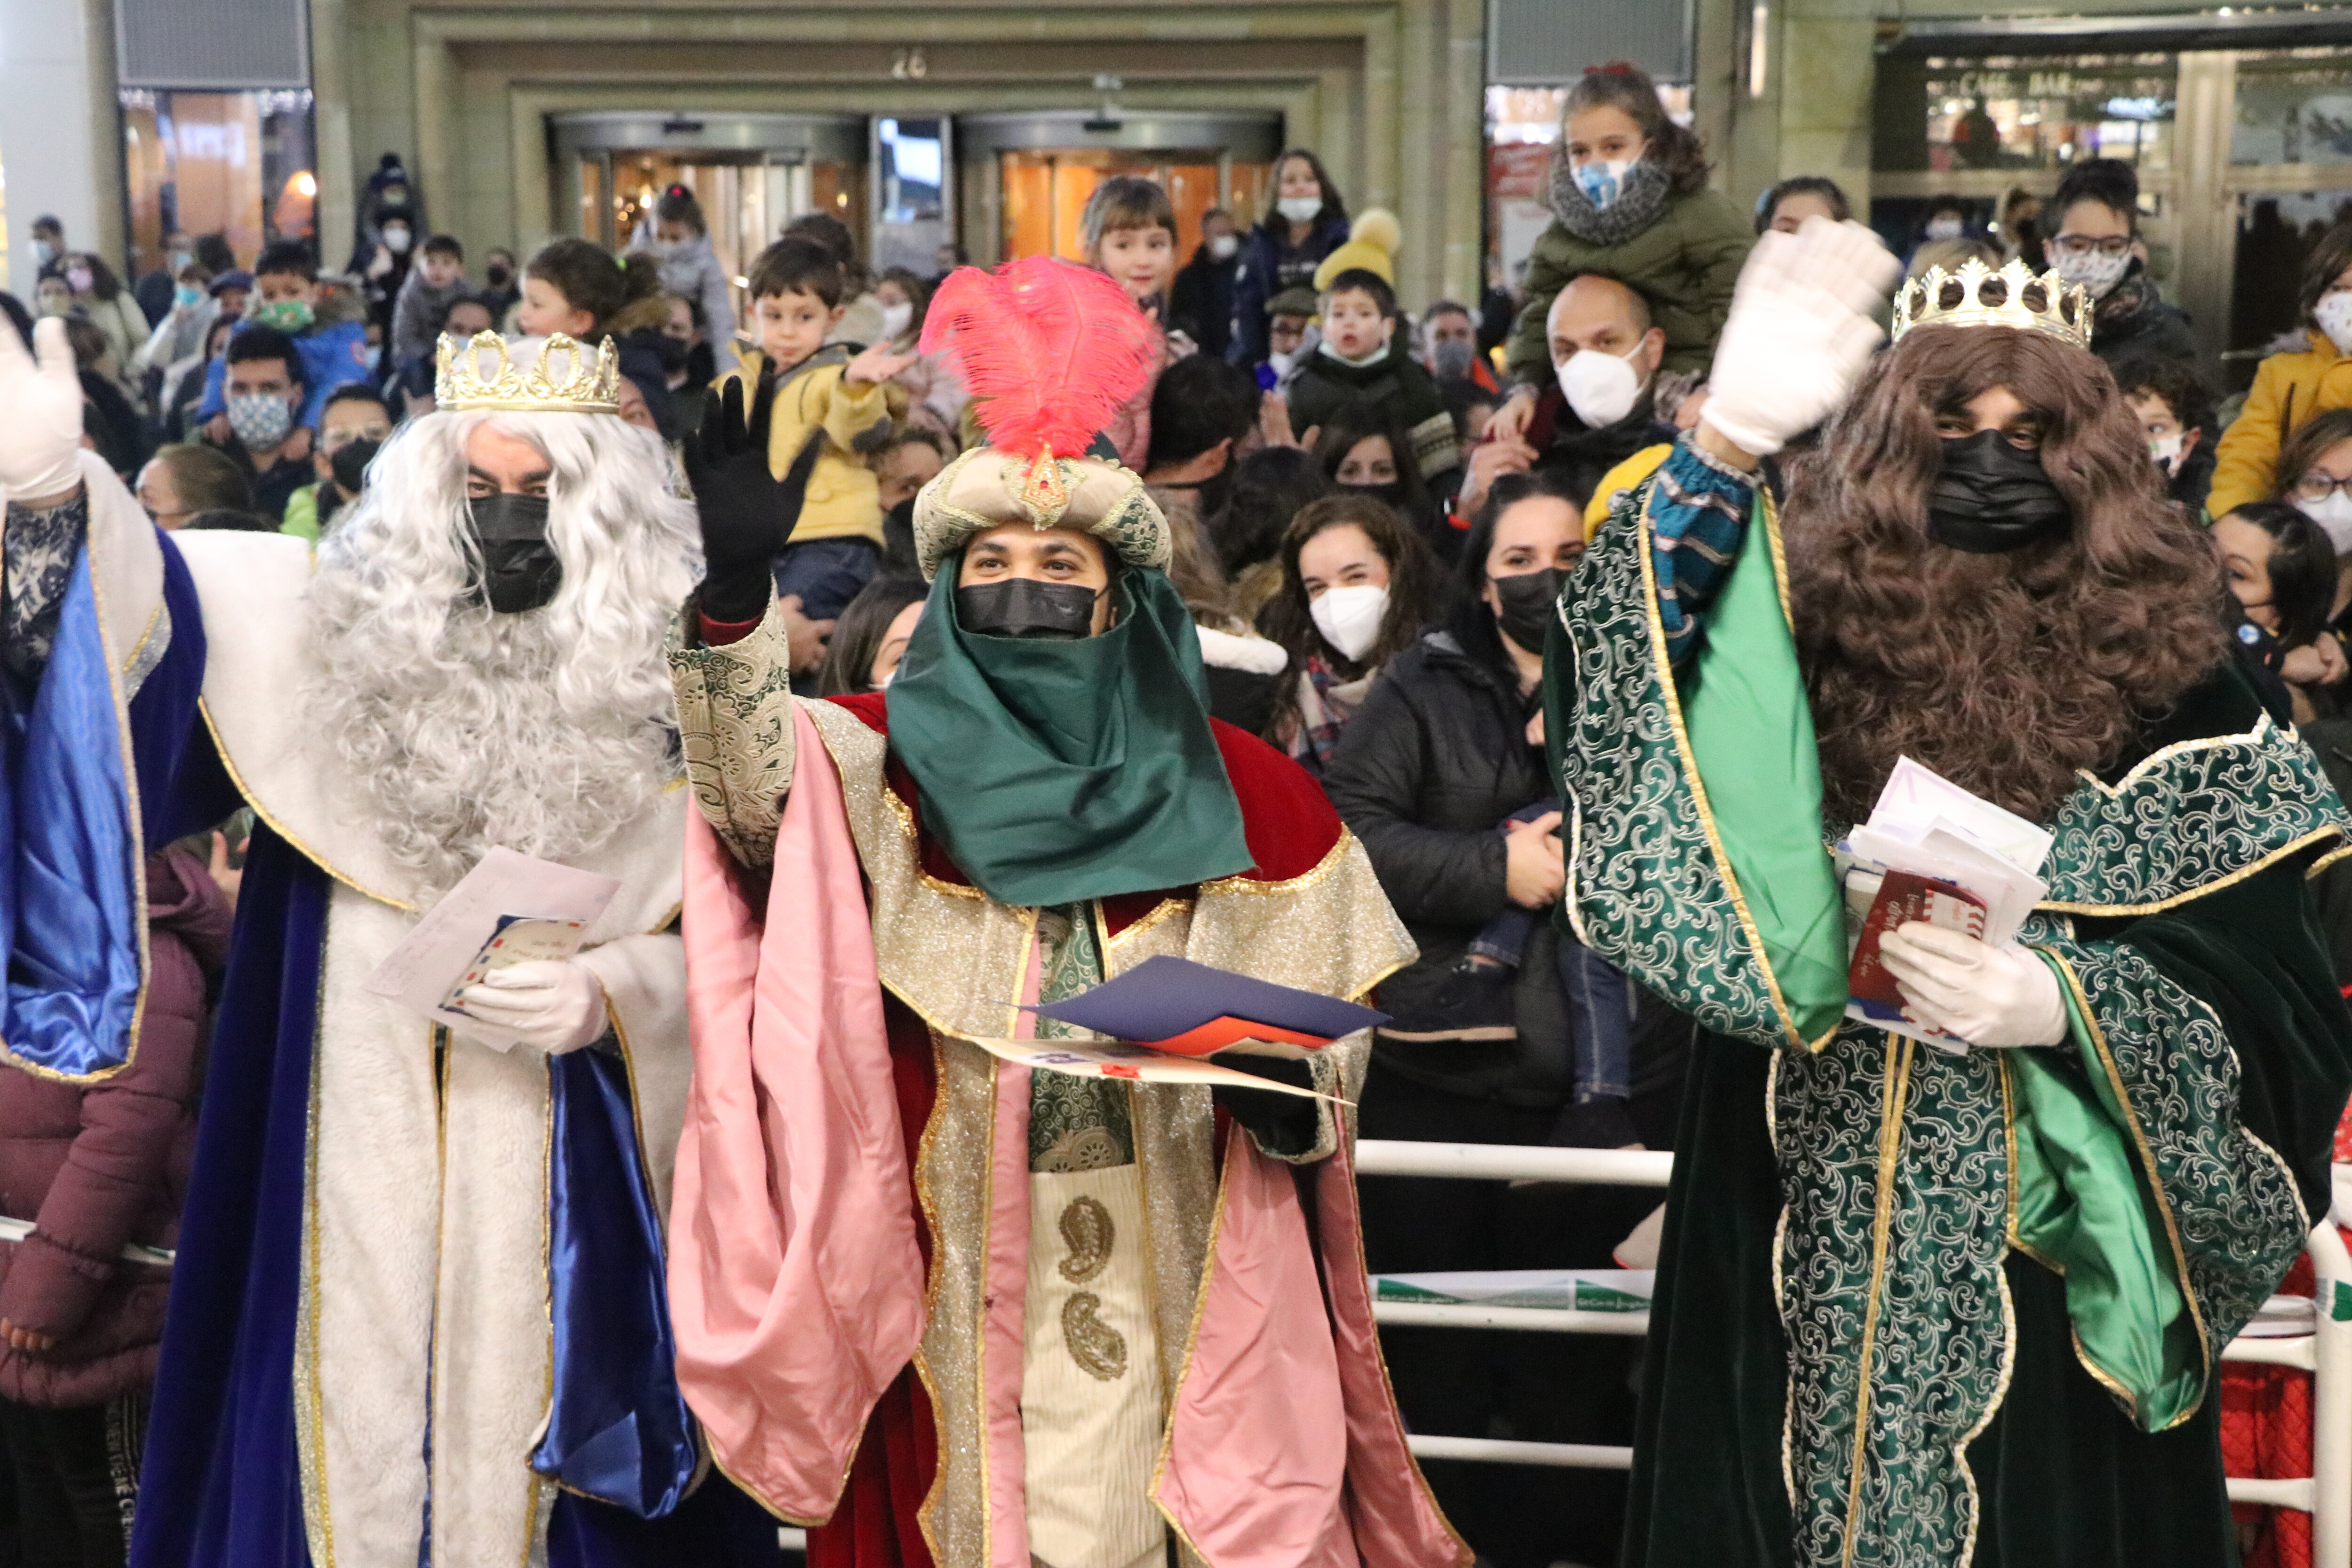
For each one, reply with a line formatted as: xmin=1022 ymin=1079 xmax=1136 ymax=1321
xmin=920 ymin=257 xmax=1161 ymax=462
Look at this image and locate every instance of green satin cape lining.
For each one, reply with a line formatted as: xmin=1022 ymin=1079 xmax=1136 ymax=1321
xmin=1680 ymin=499 xmax=1848 ymax=1045
xmin=2010 ymin=960 xmax=2203 ymax=1431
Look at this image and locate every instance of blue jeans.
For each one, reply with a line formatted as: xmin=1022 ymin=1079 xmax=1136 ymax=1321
xmin=1469 ymin=800 xmax=1633 ymax=1103
xmin=771 ymin=536 xmax=882 ymax=623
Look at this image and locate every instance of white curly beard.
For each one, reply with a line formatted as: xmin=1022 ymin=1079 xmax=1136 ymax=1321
xmin=302 ymin=406 xmax=701 ymax=900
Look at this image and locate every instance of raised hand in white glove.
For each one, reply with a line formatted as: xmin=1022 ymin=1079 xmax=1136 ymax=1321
xmin=1700 ymin=216 xmax=1900 ymax=459
xmin=1876 ymin=923 xmax=2067 ymax=1048
xmin=453 ymin=960 xmax=608 ymax=1055
xmin=0 ymin=317 xmax=90 ymax=506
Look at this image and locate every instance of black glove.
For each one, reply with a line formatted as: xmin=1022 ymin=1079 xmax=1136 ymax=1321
xmin=1213 ymin=1055 xmax=1323 ymax=1159
xmin=682 ymin=372 xmax=824 ymax=624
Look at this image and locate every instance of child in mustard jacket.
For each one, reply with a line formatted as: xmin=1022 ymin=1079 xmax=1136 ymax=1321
xmin=2210 ymin=219 xmax=2352 ymax=518
xmin=720 ymin=238 xmax=914 ymax=623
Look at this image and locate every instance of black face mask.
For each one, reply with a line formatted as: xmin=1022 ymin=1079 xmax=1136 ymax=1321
xmin=330 ymin=436 xmax=380 ymax=496
xmin=956 ymin=577 xmax=1101 ymax=640
xmin=486 ymin=263 xmax=513 ymax=287
xmin=1926 ymin=428 xmax=2072 ymax=554
xmin=464 ymin=493 xmax=563 ymax=614
xmin=1490 ymin=566 xmax=1562 ymax=653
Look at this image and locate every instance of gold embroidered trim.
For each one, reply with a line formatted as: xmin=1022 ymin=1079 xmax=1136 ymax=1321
xmin=1104 ymin=896 xmax=1192 ymax=951
xmin=870 ymin=766 xmax=987 ymax=900
xmin=1839 ymin=1033 xmax=1915 ymax=1568
xmin=2036 ymin=828 xmax=2342 ymax=916
xmin=1634 ymin=484 xmax=1827 ymax=1054
xmin=1197 ymin=833 xmax=1350 ymax=897
xmin=2041 ymin=950 xmax=2211 ymax=1431
xmin=197 ymin=697 xmax=418 ymax=912
xmin=2312 ymin=841 xmax=2352 ymax=879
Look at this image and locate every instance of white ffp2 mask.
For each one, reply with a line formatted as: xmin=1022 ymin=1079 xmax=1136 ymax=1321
xmin=1557 ymin=341 xmax=1650 ymax=429
xmin=2299 ymin=489 xmax=2352 ymax=554
xmin=1309 ymin=583 xmax=1389 ymax=661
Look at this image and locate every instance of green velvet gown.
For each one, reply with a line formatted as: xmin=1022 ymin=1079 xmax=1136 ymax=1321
xmin=1545 ymin=439 xmax=2352 ymax=1568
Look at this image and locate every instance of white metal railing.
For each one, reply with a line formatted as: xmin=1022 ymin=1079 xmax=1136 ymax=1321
xmin=1353 ymin=1139 xmax=2352 ymax=1567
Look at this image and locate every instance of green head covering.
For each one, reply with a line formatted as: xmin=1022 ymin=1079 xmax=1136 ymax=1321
xmin=883 ymin=554 xmax=1253 ymax=907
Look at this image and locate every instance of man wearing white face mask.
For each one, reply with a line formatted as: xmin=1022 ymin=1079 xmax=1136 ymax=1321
xmin=1459 ymin=275 xmax=1677 ymax=526
xmin=1171 ymin=207 xmax=1244 ymax=360
xmin=2044 ymin=158 xmax=2197 ymax=376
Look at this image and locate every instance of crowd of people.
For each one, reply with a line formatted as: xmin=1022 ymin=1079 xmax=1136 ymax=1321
xmin=6 ymin=50 xmax=2352 ymax=1568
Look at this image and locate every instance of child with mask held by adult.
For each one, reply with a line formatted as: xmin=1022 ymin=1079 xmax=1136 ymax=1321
xmin=1284 ymin=266 xmax=1461 ymax=486
xmin=1488 ymin=61 xmax=1752 ymax=448
xmin=193 ymin=241 xmax=371 ymax=452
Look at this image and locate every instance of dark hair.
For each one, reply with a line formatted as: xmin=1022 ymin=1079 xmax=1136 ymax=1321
xmin=2297 ymin=219 xmax=2352 ymax=330
xmin=1083 ymin=176 xmax=1177 ymax=251
xmin=815 ymin=573 xmax=930 ymax=696
xmin=193 ymin=234 xmax=238 ymax=275
xmin=2225 ymin=501 xmax=2339 ymax=653
xmin=322 ymin=382 xmax=394 ymax=422
xmin=524 ymin=238 xmax=634 ymax=333
xmin=1438 ymin=376 xmax=1499 ymax=441
xmin=2119 ymin=358 xmax=2215 ymax=439
xmin=1785 ymin=323 xmax=2225 ymax=823
xmin=1322 ymin=268 xmax=1397 ymax=319
xmin=31 ymin=215 xmax=62 ymax=238
xmin=1448 ymin=469 xmax=1584 ymax=666
xmin=1263 ymin=149 xmax=1349 ymax=234
xmin=1563 ymin=62 xmax=1709 ymax=198
xmin=437 ymin=292 xmax=493 ymax=332
xmin=62 ymin=316 xmax=111 ymax=370
xmin=1423 ymin=299 xmax=1474 ymax=326
xmin=2275 ymin=407 xmax=2352 ymax=500
xmin=783 ymin=212 xmax=857 ymax=265
xmin=2051 ymin=157 xmax=2141 ymax=239
xmin=1312 ymin=402 xmax=1431 ymax=521
xmin=153 ymin=444 xmax=255 ymax=514
xmin=421 ymin=233 xmax=464 ymax=262
xmin=254 ymin=239 xmax=319 ymax=281
xmin=654 ymin=185 xmax=708 ymax=236
xmin=876 ymin=266 xmax=932 ymax=339
xmin=879 ymin=425 xmax=953 ymax=465
xmin=747 ymin=237 xmax=844 ymax=309
xmin=226 ymin=324 xmax=305 ymax=387
xmin=1756 ymin=175 xmax=1852 ymax=234
xmin=1216 ymin=445 xmax=1328 ymax=574
xmin=1146 ymin=354 xmax=1261 ymax=470
xmin=64 ymin=253 xmax=125 ymax=301
xmin=202 ymin=315 xmax=238 ymax=361
xmin=1262 ymin=491 xmax=1446 ymax=674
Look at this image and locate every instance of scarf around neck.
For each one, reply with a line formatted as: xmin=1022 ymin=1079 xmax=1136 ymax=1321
xmin=883 ymin=559 xmax=1254 ymax=907
xmin=1547 ymin=151 xmax=1672 ymax=248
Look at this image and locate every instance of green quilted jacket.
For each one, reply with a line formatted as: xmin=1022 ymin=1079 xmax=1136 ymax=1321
xmin=1504 ymin=186 xmax=1754 ymax=386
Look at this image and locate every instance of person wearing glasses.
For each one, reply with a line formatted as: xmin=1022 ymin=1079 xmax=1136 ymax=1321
xmin=2043 ymin=157 xmax=2198 ymax=376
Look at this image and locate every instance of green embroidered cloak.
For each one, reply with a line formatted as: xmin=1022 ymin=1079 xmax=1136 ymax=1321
xmin=1546 ymin=447 xmax=2352 ymax=1568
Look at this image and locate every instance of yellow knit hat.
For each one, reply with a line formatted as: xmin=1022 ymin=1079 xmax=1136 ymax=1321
xmin=1312 ymin=208 xmax=1401 ymax=292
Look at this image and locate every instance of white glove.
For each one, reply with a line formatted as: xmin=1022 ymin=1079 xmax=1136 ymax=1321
xmin=453 ymin=960 xmax=609 ymax=1055
xmin=0 ymin=317 xmax=88 ymax=505
xmin=1700 ymin=216 xmax=1900 ymax=458
xmin=1876 ymin=923 xmax=2067 ymax=1048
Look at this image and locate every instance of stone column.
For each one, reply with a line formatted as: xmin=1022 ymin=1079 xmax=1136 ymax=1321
xmin=0 ymin=0 xmax=124 ymax=288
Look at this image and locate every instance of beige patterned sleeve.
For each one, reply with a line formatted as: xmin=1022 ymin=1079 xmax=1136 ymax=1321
xmin=667 ymin=597 xmax=800 ymax=868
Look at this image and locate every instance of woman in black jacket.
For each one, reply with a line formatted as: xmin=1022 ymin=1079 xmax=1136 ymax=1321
xmin=1321 ymin=471 xmax=1684 ymax=1567
xmin=1227 ymin=149 xmax=1350 ymax=369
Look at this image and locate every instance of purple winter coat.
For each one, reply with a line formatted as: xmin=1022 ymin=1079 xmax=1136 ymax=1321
xmin=0 ymin=845 xmax=227 ymax=1406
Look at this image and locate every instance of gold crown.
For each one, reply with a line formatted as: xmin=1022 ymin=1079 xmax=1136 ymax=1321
xmin=1892 ymin=257 xmax=2091 ymax=349
xmin=433 ymin=330 xmax=621 ymax=414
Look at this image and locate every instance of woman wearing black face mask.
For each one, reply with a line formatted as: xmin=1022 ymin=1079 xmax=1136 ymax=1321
xmin=1319 ymin=467 xmax=1658 ymax=1565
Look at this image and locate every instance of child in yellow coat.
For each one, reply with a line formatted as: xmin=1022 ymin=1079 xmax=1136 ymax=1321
xmin=718 ymin=237 xmax=915 ymax=627
xmin=2209 ymin=219 xmax=2352 ymax=518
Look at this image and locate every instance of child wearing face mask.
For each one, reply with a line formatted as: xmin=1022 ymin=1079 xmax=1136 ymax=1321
xmin=1491 ymin=61 xmax=1751 ymax=448
xmin=2120 ymin=359 xmax=2217 ymax=516
xmin=2210 ymin=216 xmax=2352 ymax=518
xmin=626 ymin=185 xmax=738 ymax=375
xmin=1284 ymin=264 xmax=1461 ymax=483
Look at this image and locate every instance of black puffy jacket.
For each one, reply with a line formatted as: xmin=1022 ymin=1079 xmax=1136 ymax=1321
xmin=1322 ymin=627 xmax=1569 ymax=1104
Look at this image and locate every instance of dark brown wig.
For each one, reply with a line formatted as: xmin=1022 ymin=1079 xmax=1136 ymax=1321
xmin=1785 ymin=323 xmax=2226 ymax=825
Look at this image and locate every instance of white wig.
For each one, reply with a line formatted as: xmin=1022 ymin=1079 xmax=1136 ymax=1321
xmin=307 ymin=405 xmax=702 ymax=896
